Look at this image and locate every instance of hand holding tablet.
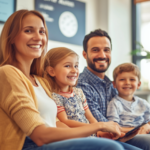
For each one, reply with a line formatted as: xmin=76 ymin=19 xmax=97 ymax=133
xmin=117 ymin=122 xmax=148 ymax=140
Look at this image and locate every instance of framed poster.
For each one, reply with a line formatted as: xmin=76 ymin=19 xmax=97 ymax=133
xmin=0 ymin=0 xmax=16 ymax=23
xmin=35 ymin=0 xmax=85 ymax=45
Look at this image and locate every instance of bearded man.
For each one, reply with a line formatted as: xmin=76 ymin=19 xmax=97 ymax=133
xmin=77 ymin=29 xmax=150 ymax=150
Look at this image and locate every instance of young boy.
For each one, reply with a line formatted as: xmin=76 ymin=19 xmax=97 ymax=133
xmin=107 ymin=63 xmax=150 ymax=129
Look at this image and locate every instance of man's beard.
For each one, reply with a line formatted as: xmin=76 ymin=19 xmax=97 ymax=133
xmin=87 ymin=56 xmax=110 ymax=73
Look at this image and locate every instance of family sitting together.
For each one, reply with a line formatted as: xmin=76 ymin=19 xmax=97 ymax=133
xmin=1 ymin=9 xmax=150 ymax=150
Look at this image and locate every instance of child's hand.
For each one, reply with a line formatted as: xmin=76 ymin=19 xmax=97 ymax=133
xmin=97 ymin=131 xmax=113 ymax=139
xmin=138 ymin=123 xmax=150 ymax=134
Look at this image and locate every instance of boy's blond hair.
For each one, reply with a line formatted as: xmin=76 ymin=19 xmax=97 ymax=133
xmin=113 ymin=63 xmax=141 ymax=81
xmin=43 ymin=47 xmax=78 ymax=93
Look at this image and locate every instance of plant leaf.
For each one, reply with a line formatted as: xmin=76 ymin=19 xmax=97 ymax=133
xmin=130 ymin=49 xmax=142 ymax=55
xmin=143 ymin=49 xmax=150 ymax=54
xmin=146 ymin=54 xmax=150 ymax=59
xmin=135 ymin=41 xmax=144 ymax=48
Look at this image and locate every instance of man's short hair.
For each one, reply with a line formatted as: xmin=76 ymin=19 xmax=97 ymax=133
xmin=113 ymin=63 xmax=141 ymax=81
xmin=83 ymin=29 xmax=112 ymax=52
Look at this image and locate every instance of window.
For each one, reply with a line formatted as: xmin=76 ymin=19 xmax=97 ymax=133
xmin=132 ymin=0 xmax=150 ymax=90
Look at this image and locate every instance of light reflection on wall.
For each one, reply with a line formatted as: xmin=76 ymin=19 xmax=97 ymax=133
xmin=140 ymin=1 xmax=150 ymax=90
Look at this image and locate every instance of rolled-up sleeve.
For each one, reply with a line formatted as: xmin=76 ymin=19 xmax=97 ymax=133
xmin=77 ymin=82 xmax=108 ymax=122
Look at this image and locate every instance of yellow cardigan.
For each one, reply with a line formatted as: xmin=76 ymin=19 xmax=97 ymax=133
xmin=0 ymin=65 xmax=52 ymax=150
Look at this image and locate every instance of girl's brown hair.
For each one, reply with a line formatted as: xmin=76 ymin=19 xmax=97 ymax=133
xmin=43 ymin=47 xmax=78 ymax=93
xmin=0 ymin=9 xmax=48 ymax=76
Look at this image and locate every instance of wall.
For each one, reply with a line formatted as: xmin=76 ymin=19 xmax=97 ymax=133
xmin=96 ymin=0 xmax=132 ymax=80
xmin=108 ymin=0 xmax=132 ymax=80
xmin=15 ymin=0 xmax=100 ymax=72
xmin=0 ymin=0 xmax=132 ymax=79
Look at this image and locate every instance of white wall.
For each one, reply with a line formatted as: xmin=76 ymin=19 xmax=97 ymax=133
xmin=0 ymin=0 xmax=132 ymax=79
xmin=108 ymin=0 xmax=132 ymax=80
xmin=96 ymin=0 xmax=132 ymax=80
xmin=14 ymin=0 xmax=100 ymax=72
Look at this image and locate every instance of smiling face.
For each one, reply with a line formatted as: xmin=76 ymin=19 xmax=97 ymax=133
xmin=113 ymin=71 xmax=141 ymax=101
xmin=13 ymin=14 xmax=47 ymax=62
xmin=50 ymin=54 xmax=79 ymax=92
xmin=83 ymin=36 xmax=111 ymax=79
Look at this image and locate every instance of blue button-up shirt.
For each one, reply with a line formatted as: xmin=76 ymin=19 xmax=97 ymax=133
xmin=107 ymin=95 xmax=150 ymax=127
xmin=77 ymin=67 xmax=117 ymax=122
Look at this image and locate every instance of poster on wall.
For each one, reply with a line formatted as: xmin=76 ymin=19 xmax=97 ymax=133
xmin=0 ymin=0 xmax=16 ymax=23
xmin=35 ymin=0 xmax=85 ymax=45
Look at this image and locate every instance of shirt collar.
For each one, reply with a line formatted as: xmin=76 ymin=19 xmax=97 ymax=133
xmin=115 ymin=95 xmax=138 ymax=107
xmin=83 ymin=67 xmax=112 ymax=86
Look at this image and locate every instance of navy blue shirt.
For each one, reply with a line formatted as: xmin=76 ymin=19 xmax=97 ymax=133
xmin=77 ymin=67 xmax=117 ymax=122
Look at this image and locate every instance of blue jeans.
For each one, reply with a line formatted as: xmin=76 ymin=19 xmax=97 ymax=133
xmin=22 ymin=137 xmax=142 ymax=150
xmin=126 ymin=134 xmax=150 ymax=150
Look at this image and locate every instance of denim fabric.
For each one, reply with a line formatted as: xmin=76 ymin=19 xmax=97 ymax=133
xmin=22 ymin=137 xmax=142 ymax=150
xmin=126 ymin=134 xmax=150 ymax=150
xmin=77 ymin=67 xmax=117 ymax=122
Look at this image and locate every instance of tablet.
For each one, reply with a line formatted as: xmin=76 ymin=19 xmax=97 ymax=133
xmin=117 ymin=122 xmax=148 ymax=140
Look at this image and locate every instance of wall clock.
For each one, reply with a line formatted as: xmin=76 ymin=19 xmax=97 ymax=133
xmin=35 ymin=0 xmax=85 ymax=45
xmin=59 ymin=11 xmax=78 ymax=37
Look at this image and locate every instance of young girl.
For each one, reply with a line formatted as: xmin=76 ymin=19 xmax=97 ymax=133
xmin=43 ymin=47 xmax=97 ymax=133
xmin=43 ymin=47 xmax=120 ymax=138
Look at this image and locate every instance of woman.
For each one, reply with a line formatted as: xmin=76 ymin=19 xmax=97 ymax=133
xmin=0 ymin=9 xmax=141 ymax=150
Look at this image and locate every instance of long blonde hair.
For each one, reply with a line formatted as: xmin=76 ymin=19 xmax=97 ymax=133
xmin=0 ymin=9 xmax=48 ymax=76
xmin=43 ymin=47 xmax=78 ymax=93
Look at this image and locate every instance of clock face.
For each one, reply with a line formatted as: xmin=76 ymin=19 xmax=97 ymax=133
xmin=59 ymin=11 xmax=78 ymax=37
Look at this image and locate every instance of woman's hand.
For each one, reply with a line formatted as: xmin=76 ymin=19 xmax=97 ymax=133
xmin=97 ymin=131 xmax=113 ymax=139
xmin=97 ymin=131 xmax=125 ymax=139
xmin=99 ymin=121 xmax=122 ymax=140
